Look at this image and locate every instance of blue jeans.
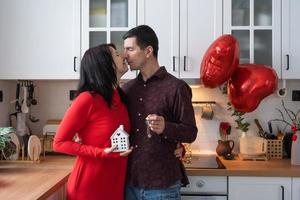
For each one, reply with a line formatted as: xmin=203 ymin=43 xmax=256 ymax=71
xmin=125 ymin=181 xmax=181 ymax=200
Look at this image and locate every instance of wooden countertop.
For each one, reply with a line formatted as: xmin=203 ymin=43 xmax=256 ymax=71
xmin=0 ymin=156 xmax=75 ymax=200
xmin=1 ymin=155 xmax=300 ymax=199
xmin=187 ymin=156 xmax=300 ymax=177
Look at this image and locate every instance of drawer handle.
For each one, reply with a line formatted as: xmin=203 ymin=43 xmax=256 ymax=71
xmin=173 ymin=56 xmax=176 ymax=71
xmin=286 ymin=54 xmax=289 ymax=70
xmin=74 ymin=56 xmax=77 ymax=72
xmin=184 ymin=56 xmax=187 ymax=71
xmin=280 ymin=185 xmax=284 ymax=200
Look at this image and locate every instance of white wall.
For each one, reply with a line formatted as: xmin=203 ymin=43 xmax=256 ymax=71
xmin=0 ymin=79 xmax=299 ymax=154
xmin=191 ymin=80 xmax=300 ymax=154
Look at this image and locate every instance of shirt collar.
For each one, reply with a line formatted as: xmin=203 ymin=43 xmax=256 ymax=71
xmin=137 ymin=66 xmax=167 ymax=82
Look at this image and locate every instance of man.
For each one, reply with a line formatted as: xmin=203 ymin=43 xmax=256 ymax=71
xmin=122 ymin=25 xmax=197 ymax=200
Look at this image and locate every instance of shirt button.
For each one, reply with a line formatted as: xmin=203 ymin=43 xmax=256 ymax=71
xmin=138 ymin=113 xmax=141 ymax=116
xmin=135 ymin=145 xmax=138 ymax=148
xmin=139 ymin=98 xmax=143 ymax=101
xmin=164 ymin=136 xmax=168 ymax=139
xmin=136 ymin=129 xmax=139 ymax=132
xmin=144 ymin=84 xmax=146 ymax=87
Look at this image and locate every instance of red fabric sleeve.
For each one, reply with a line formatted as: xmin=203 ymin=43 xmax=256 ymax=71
xmin=53 ymin=92 xmax=119 ymax=159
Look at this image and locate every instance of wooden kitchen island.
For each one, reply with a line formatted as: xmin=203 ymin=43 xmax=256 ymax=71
xmin=0 ymin=156 xmax=75 ymax=200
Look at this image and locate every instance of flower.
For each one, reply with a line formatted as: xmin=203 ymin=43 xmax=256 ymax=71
xmin=219 ymin=122 xmax=231 ymax=141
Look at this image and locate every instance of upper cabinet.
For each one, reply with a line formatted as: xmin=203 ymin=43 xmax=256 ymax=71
xmin=282 ymin=0 xmax=300 ymax=79
xmin=138 ymin=0 xmax=222 ymax=79
xmin=223 ymin=0 xmax=281 ymax=77
xmin=81 ymin=0 xmax=137 ymax=79
xmin=0 ymin=0 xmax=81 ymax=79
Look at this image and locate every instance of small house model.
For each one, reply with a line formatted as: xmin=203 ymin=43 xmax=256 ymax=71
xmin=110 ymin=125 xmax=129 ymax=152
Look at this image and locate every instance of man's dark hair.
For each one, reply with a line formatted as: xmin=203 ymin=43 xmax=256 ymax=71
xmin=77 ymin=43 xmax=126 ymax=107
xmin=123 ymin=25 xmax=159 ymax=58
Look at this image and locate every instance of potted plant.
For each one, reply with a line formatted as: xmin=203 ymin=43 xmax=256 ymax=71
xmin=221 ymin=83 xmax=250 ymax=133
xmin=0 ymin=127 xmax=16 ymax=160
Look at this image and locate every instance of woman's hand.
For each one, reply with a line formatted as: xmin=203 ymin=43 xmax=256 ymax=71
xmin=104 ymin=145 xmax=133 ymax=157
xmin=120 ymin=147 xmax=133 ymax=157
xmin=104 ymin=145 xmax=117 ymax=153
xmin=174 ymin=143 xmax=184 ymax=160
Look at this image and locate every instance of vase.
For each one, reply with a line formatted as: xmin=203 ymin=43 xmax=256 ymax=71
xmin=216 ymin=140 xmax=235 ymax=156
xmin=291 ymin=131 xmax=300 ymax=165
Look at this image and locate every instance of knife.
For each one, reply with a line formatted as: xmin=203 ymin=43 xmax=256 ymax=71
xmin=268 ymin=121 xmax=273 ymax=134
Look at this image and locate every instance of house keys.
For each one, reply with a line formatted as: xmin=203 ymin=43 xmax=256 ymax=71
xmin=145 ymin=120 xmax=152 ymax=138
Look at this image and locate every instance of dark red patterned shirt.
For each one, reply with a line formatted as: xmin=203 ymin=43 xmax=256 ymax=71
xmin=122 ymin=67 xmax=197 ymax=189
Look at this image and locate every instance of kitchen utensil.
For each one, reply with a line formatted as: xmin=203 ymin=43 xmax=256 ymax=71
xmin=201 ymin=104 xmax=214 ymax=120
xmin=254 ymin=119 xmax=276 ymax=139
xmin=28 ymin=82 xmax=37 ymax=105
xmin=21 ymin=86 xmax=29 ymax=113
xmin=254 ymin=119 xmax=268 ymax=138
xmin=15 ymin=83 xmax=21 ymax=112
xmin=268 ymin=121 xmax=273 ymax=134
xmin=28 ymin=135 xmax=41 ymax=161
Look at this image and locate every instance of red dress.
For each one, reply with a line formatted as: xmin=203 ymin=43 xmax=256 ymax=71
xmin=53 ymin=91 xmax=130 ymax=200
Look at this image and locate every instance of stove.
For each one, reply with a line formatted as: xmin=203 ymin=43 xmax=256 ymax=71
xmin=181 ymin=155 xmax=227 ymax=199
xmin=183 ymin=154 xmax=225 ymax=169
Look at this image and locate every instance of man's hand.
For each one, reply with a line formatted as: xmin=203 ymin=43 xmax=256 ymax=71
xmin=146 ymin=114 xmax=165 ymax=134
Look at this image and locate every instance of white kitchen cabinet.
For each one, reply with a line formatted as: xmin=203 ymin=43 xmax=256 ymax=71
xmin=292 ymin=178 xmax=300 ymax=200
xmin=223 ymin=0 xmax=281 ymax=76
xmin=0 ymin=0 xmax=81 ymax=79
xmin=81 ymin=0 xmax=137 ymax=79
xmin=229 ymin=176 xmax=292 ymax=200
xmin=138 ymin=0 xmax=222 ymax=79
xmin=281 ymin=0 xmax=300 ymax=79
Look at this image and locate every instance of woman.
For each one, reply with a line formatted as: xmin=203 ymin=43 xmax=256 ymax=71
xmin=53 ymin=43 xmax=132 ymax=200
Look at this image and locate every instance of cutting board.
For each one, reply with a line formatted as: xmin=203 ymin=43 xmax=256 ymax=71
xmin=28 ymin=135 xmax=41 ymax=161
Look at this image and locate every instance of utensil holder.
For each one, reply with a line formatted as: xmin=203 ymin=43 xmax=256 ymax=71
xmin=267 ymin=139 xmax=283 ymax=159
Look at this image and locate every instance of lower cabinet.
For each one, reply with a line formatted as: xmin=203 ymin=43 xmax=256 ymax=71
xmin=229 ymin=176 xmax=292 ymax=200
xmin=292 ymin=178 xmax=300 ymax=200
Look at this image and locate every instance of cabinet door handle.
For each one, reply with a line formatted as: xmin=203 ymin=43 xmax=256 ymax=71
xmin=73 ymin=56 xmax=77 ymax=72
xmin=184 ymin=56 xmax=187 ymax=71
xmin=173 ymin=56 xmax=176 ymax=71
xmin=280 ymin=185 xmax=284 ymax=200
xmin=286 ymin=54 xmax=289 ymax=70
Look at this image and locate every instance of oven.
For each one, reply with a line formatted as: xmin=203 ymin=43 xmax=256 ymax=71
xmin=181 ymin=176 xmax=228 ymax=200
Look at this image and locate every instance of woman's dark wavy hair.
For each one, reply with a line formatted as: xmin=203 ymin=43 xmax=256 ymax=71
xmin=77 ymin=43 xmax=126 ymax=107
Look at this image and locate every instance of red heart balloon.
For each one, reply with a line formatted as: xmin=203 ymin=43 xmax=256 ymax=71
xmin=200 ymin=34 xmax=239 ymax=88
xmin=228 ymin=64 xmax=278 ymax=112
